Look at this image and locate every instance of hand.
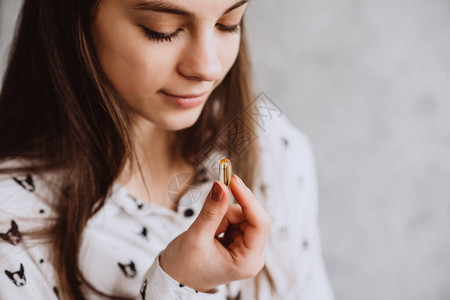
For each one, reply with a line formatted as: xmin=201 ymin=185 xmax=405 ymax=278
xmin=159 ymin=174 xmax=272 ymax=293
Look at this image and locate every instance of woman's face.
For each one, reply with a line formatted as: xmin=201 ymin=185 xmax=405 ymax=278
xmin=92 ymin=0 xmax=249 ymax=131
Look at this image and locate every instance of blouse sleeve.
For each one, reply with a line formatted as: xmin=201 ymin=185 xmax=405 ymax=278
xmin=139 ymin=252 xmax=226 ymax=300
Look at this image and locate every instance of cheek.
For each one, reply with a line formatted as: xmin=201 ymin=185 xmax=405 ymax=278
xmin=214 ymin=36 xmax=240 ymax=88
xmin=218 ymin=36 xmax=241 ymax=77
xmin=92 ymin=16 xmax=173 ymax=103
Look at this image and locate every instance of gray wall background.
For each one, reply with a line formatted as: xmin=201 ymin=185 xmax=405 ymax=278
xmin=0 ymin=0 xmax=22 ymax=82
xmin=1 ymin=1 xmax=449 ymax=299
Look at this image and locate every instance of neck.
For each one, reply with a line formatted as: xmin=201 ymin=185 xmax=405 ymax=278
xmin=116 ymin=116 xmax=192 ymax=206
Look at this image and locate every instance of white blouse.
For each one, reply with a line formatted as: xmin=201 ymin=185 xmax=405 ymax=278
xmin=0 ymin=110 xmax=335 ymax=299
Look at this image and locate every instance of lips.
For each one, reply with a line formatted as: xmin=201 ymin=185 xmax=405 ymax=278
xmin=162 ymin=90 xmax=209 ymax=108
xmin=162 ymin=91 xmax=208 ymax=98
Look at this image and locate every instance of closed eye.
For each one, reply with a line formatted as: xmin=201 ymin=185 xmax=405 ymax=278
xmin=141 ymin=22 xmax=242 ymax=43
xmin=141 ymin=26 xmax=181 ymax=43
xmin=217 ymin=23 xmax=241 ymax=33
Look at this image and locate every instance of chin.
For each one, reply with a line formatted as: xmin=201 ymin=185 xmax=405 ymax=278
xmin=159 ymin=111 xmax=203 ymax=131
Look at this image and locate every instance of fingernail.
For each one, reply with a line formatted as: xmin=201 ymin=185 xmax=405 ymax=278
xmin=234 ymin=174 xmax=245 ymax=188
xmin=210 ymin=182 xmax=223 ymax=202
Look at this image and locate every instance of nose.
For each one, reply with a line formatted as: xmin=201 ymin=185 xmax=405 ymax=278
xmin=177 ymin=31 xmax=223 ymax=82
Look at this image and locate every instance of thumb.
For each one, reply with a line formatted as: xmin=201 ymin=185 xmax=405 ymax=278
xmin=190 ymin=181 xmax=229 ymax=239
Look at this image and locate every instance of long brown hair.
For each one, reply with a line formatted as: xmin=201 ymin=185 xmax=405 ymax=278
xmin=0 ymin=0 xmax=264 ymax=299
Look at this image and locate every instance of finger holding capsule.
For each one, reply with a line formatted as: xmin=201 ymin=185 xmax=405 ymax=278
xmin=229 ymin=174 xmax=272 ymax=251
xmin=217 ymin=159 xmax=271 ymax=252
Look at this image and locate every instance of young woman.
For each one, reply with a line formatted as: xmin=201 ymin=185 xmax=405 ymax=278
xmin=0 ymin=0 xmax=335 ymax=299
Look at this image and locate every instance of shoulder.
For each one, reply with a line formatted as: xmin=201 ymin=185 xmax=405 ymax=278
xmin=254 ymin=111 xmax=319 ymax=227
xmin=256 ymin=111 xmax=316 ymax=182
xmin=245 ymin=92 xmax=313 ymax=158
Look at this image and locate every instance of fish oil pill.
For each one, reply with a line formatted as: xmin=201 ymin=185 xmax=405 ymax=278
xmin=219 ymin=158 xmax=232 ymax=187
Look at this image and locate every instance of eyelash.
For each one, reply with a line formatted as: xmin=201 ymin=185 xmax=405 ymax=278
xmin=141 ymin=23 xmax=241 ymax=43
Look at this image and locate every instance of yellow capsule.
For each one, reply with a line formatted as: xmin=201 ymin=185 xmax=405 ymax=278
xmin=219 ymin=158 xmax=232 ymax=187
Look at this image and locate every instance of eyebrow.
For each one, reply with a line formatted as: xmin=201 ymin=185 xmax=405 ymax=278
xmin=129 ymin=0 xmax=249 ymax=17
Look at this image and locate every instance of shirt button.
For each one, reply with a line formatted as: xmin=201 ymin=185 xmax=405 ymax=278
xmin=183 ymin=208 xmax=194 ymax=217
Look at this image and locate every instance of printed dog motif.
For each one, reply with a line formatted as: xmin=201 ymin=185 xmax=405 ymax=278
xmin=5 ymin=263 xmax=26 ymax=287
xmin=12 ymin=174 xmax=35 ymax=192
xmin=118 ymin=260 xmax=137 ymax=278
xmin=140 ymin=279 xmax=147 ymax=299
xmin=0 ymin=220 xmax=22 ymax=245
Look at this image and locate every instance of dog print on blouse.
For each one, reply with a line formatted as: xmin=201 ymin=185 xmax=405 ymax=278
xmin=53 ymin=286 xmax=61 ymax=299
xmin=140 ymin=279 xmax=147 ymax=300
xmin=5 ymin=263 xmax=26 ymax=287
xmin=118 ymin=260 xmax=137 ymax=278
xmin=140 ymin=226 xmax=148 ymax=240
xmin=0 ymin=220 xmax=22 ymax=246
xmin=12 ymin=174 xmax=35 ymax=192
xmin=127 ymin=194 xmax=144 ymax=210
